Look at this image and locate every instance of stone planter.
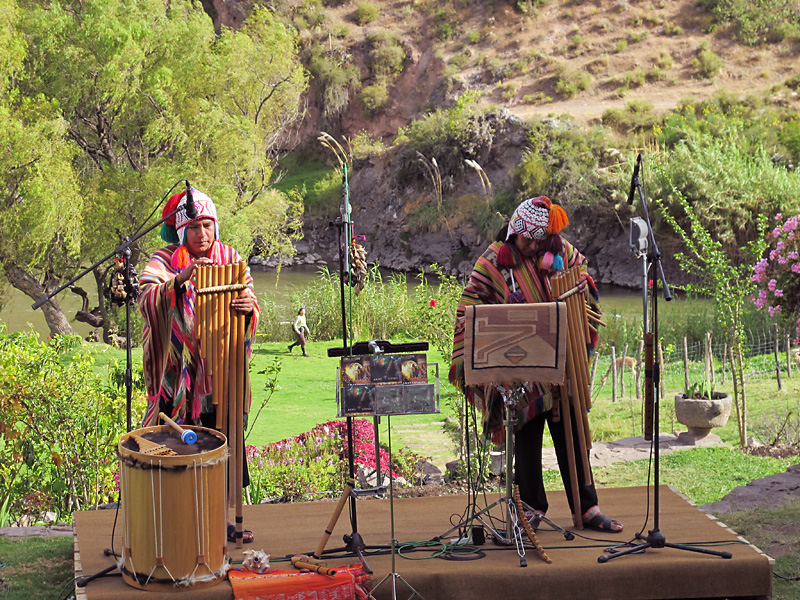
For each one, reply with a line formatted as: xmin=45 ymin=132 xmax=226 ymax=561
xmin=674 ymin=391 xmax=732 ymax=442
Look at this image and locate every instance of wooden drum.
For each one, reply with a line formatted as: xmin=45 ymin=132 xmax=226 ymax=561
xmin=118 ymin=425 xmax=228 ymax=591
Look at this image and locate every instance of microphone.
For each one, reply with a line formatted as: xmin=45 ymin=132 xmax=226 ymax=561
xmin=627 ymin=154 xmax=642 ymax=205
xmin=184 ymin=179 xmax=197 ymax=219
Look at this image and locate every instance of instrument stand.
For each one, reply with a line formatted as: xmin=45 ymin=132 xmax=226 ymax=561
xmin=599 ymin=155 xmax=731 ymax=563
xmin=370 ymin=416 xmax=425 ymax=600
xmin=435 ymin=386 xmax=573 ymax=568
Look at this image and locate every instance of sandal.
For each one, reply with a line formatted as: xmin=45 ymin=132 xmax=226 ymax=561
xmin=582 ymin=506 xmax=623 ymax=533
xmin=227 ymin=524 xmax=254 ymax=544
xmin=523 ymin=510 xmax=544 ymax=532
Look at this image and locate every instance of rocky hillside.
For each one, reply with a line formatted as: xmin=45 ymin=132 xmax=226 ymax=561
xmin=203 ymin=0 xmax=800 ymax=286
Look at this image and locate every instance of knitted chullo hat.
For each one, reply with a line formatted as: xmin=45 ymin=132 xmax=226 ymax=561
xmin=506 ymin=196 xmax=569 ymax=241
xmin=160 ymin=188 xmax=218 ymax=244
xmin=499 ymin=196 xmax=570 ymax=274
xmin=160 ymin=188 xmax=219 ymax=270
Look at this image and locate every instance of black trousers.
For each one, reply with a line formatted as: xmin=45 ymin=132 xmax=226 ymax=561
xmin=200 ymin=412 xmax=250 ymax=488
xmin=514 ymin=408 xmax=598 ymax=517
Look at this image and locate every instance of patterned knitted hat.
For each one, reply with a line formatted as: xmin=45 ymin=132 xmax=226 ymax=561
xmin=160 ymin=188 xmax=218 ymax=244
xmin=506 ymin=196 xmax=569 ymax=241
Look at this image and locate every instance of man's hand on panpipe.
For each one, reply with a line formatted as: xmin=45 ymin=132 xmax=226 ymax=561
xmin=575 ymin=272 xmax=588 ymax=294
xmin=176 ymin=257 xmax=213 ymax=286
xmin=231 ymin=288 xmax=256 ymax=314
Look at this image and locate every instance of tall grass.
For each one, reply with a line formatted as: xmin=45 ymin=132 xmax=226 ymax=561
xmin=258 ymin=266 xmax=416 ymax=342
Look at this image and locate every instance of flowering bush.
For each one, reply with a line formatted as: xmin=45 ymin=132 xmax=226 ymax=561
xmin=246 ymin=419 xmax=425 ymax=503
xmin=752 ymin=214 xmax=800 ymax=342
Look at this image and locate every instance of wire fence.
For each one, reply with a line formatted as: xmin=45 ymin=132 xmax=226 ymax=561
xmin=591 ymin=325 xmax=799 ymax=401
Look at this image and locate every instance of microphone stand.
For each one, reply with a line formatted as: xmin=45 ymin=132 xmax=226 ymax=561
xmin=599 ymin=156 xmax=731 ymax=563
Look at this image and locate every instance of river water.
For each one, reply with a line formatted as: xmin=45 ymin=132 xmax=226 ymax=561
xmin=0 ymin=265 xmax=644 ymax=339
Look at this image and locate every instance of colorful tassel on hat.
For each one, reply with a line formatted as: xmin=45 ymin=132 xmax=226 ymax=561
xmin=548 ymin=203 xmax=569 ymax=235
xmin=160 ymin=190 xmax=187 ymax=243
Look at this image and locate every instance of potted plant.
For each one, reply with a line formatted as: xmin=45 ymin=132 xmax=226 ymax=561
xmin=674 ymin=380 xmax=732 ymax=441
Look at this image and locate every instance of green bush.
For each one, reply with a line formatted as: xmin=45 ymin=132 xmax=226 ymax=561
xmin=601 ymin=99 xmax=659 ymax=133
xmin=653 ymin=104 xmax=800 ymax=247
xmin=308 ymin=46 xmax=362 ymax=118
xmin=353 ymin=1 xmax=380 ymax=25
xmin=513 ymin=149 xmax=548 ymax=197
xmin=394 ymin=90 xmax=493 ymax=182
xmin=0 ymin=331 xmax=137 ymax=524
xmin=360 ymin=82 xmax=389 ymax=113
xmin=553 ymin=62 xmax=591 ymax=98
xmin=691 ymin=41 xmax=722 ymax=79
xmin=697 ymin=0 xmax=800 ymax=45
xmin=366 ymin=31 xmax=406 ymax=80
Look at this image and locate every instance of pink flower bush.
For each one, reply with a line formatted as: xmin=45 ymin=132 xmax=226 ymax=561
xmin=752 ymin=214 xmax=800 ymax=343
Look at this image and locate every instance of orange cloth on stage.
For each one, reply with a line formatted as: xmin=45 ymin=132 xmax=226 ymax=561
xmin=228 ymin=565 xmax=371 ymax=600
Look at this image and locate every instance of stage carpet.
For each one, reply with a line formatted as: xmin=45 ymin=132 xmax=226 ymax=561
xmin=73 ymin=485 xmax=772 ymax=600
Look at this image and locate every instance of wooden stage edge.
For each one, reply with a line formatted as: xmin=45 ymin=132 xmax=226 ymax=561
xmin=73 ymin=485 xmax=773 ymax=600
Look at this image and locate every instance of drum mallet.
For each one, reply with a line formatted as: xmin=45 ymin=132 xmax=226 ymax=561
xmin=159 ymin=412 xmax=197 ymax=444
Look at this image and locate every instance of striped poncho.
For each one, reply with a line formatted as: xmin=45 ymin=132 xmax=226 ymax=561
xmin=138 ymin=242 xmax=260 ymax=427
xmin=449 ymin=239 xmax=596 ymax=444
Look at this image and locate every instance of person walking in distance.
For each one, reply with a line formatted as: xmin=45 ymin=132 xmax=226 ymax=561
xmin=288 ymin=307 xmax=310 ymax=356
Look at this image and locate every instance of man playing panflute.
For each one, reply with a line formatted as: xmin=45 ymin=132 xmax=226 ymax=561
xmin=138 ymin=188 xmax=259 ymax=542
xmin=449 ymin=196 xmax=622 ymax=533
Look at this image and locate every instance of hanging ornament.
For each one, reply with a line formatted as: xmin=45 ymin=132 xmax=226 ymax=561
xmin=105 ymin=258 xmax=140 ymax=307
xmin=347 ymin=237 xmax=368 ymax=296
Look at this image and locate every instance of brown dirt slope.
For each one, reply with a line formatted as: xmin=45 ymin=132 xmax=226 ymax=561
xmin=322 ymin=0 xmax=798 ymax=132
xmin=205 ymin=1 xmax=800 ymax=133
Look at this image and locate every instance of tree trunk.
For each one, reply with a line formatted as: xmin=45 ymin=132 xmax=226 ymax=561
xmin=3 ymin=263 xmax=76 ymax=337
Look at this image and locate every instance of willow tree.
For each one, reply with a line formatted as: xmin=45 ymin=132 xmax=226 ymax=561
xmin=0 ymin=0 xmax=83 ymax=335
xmin=5 ymin=0 xmax=306 ymax=340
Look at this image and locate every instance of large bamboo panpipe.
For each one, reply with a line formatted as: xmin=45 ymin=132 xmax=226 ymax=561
xmin=195 ymin=262 xmax=249 ymax=548
xmin=551 ymin=266 xmax=594 ymax=530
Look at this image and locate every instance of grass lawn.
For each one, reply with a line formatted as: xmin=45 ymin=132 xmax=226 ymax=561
xmin=0 ymin=536 xmax=74 ymax=600
xmin=246 ymin=339 xmax=459 ymax=446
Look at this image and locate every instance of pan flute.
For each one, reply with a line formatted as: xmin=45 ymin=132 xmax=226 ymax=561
xmin=194 ymin=262 xmax=248 ymax=548
xmin=551 ymin=265 xmax=594 ymax=529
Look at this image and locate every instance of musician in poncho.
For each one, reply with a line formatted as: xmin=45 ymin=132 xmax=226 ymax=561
xmin=138 ymin=188 xmax=259 ymax=542
xmin=449 ymin=196 xmax=622 ymax=533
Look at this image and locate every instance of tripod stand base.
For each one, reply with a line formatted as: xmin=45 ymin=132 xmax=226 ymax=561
xmin=371 ymin=571 xmax=426 ymax=600
xmin=598 ymin=528 xmax=733 ymax=563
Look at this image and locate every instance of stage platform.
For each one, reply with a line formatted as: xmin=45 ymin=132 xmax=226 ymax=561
xmin=73 ymin=485 xmax=772 ymax=600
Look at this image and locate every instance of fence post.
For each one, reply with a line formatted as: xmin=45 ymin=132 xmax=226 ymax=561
xmin=774 ymin=323 xmax=783 ymax=391
xmin=620 ymin=343 xmax=629 ymax=397
xmin=635 ymin=339 xmax=644 ymax=400
xmin=683 ymin=336 xmax=689 ymax=390
xmin=658 ymin=342 xmax=665 ymax=399
xmin=786 ymin=334 xmax=792 ymax=379
xmin=611 ymin=346 xmax=617 ymax=403
xmin=721 ymin=344 xmax=727 ymax=385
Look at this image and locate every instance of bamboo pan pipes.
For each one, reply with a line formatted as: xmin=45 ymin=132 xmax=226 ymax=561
xmin=195 ymin=262 xmax=249 ymax=548
xmin=551 ymin=266 xmax=596 ymax=530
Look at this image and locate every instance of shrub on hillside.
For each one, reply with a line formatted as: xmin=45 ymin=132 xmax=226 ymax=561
xmin=602 ymin=99 xmax=659 ymax=134
xmin=394 ymin=91 xmax=495 ymax=183
xmin=308 ymin=46 xmax=361 ymax=119
xmin=553 ymin=63 xmax=591 ymax=98
xmin=366 ymin=31 xmax=406 ymax=80
xmin=360 ymin=82 xmax=389 ymax=113
xmin=697 ymin=0 xmax=800 ymax=45
xmin=691 ymin=41 xmax=722 ymax=79
xmin=352 ymin=1 xmax=379 ymax=25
